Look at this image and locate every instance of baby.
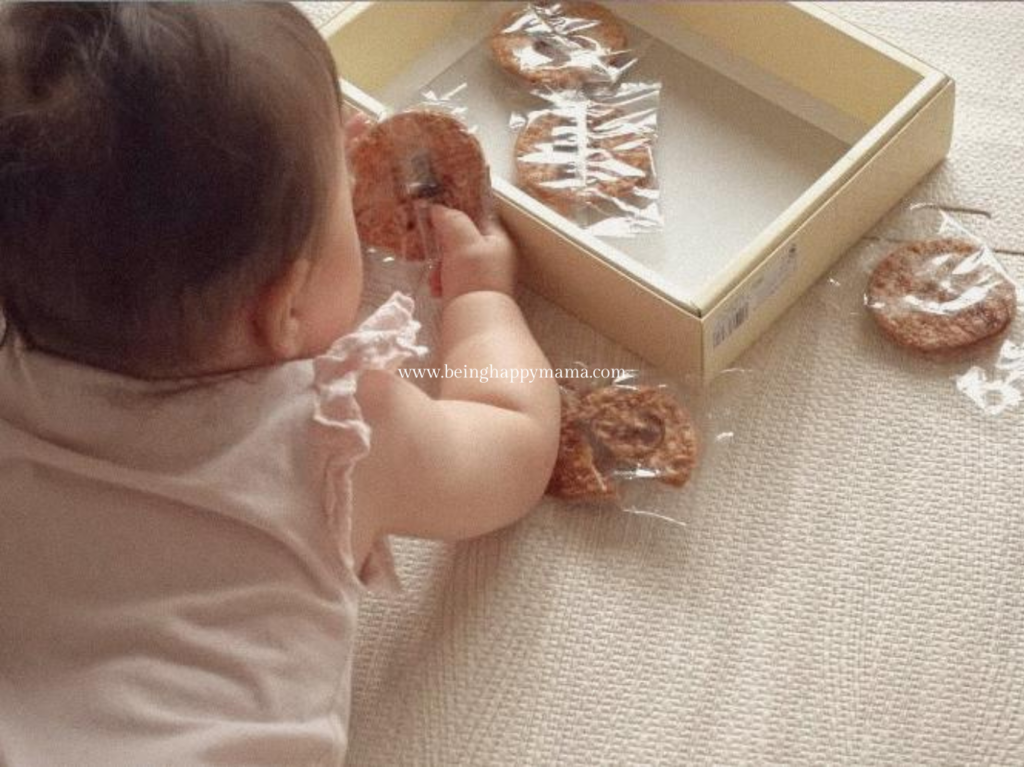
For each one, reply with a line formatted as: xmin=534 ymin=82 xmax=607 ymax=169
xmin=0 ymin=4 xmax=559 ymax=765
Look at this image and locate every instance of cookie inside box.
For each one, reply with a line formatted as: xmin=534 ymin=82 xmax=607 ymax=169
xmin=329 ymin=1 xmax=921 ymax=313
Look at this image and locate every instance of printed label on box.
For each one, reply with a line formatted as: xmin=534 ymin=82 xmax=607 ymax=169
xmin=712 ymin=243 xmax=799 ymax=349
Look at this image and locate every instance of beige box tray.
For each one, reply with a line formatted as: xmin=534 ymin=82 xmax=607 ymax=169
xmin=323 ymin=1 xmax=954 ymax=381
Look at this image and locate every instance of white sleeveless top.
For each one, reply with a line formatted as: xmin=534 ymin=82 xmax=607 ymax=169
xmin=0 ymin=293 xmax=424 ymax=766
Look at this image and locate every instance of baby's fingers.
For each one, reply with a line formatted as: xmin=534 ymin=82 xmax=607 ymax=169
xmin=479 ymin=214 xmax=513 ymax=249
xmin=430 ymin=205 xmax=482 ymax=255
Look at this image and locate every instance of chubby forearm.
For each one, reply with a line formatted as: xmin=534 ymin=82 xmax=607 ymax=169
xmin=439 ymin=290 xmax=558 ymax=420
xmin=398 ymin=401 xmax=557 ymax=540
xmin=355 ymin=372 xmax=560 ymax=543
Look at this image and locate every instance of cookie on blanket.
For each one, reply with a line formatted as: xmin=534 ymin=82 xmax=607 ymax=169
xmin=490 ymin=1 xmax=627 ymax=88
xmin=580 ymin=385 xmax=698 ymax=488
xmin=546 ymin=383 xmax=699 ymax=501
xmin=350 ymin=111 xmax=491 ymax=261
xmin=514 ymin=104 xmax=653 ymax=213
xmin=866 ymin=238 xmax=1018 ymax=353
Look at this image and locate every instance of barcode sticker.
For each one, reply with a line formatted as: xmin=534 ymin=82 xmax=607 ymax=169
xmin=712 ymin=302 xmax=749 ymax=348
xmin=712 ymin=243 xmax=799 ymax=349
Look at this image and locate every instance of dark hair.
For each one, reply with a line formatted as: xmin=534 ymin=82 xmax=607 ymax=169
xmin=0 ymin=2 xmax=343 ymax=375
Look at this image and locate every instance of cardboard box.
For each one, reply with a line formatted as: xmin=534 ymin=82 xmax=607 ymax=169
xmin=322 ymin=1 xmax=954 ymax=381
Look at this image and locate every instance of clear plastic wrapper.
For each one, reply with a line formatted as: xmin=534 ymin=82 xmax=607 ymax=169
xmin=358 ymin=248 xmax=444 ymax=395
xmin=488 ymin=1 xmax=637 ymax=90
xmin=544 ymin=364 xmax=750 ymax=527
xmin=824 ymin=205 xmax=1023 ymax=416
xmin=510 ymin=82 xmax=662 ymax=236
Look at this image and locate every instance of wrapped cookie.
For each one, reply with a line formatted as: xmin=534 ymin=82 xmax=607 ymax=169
xmin=512 ymin=83 xmax=663 ymax=235
xmin=866 ymin=237 xmax=1017 ymax=355
xmin=349 ymin=108 xmax=494 ymax=263
xmin=545 ymin=366 xmax=750 ymax=524
xmin=489 ymin=1 xmax=635 ymax=90
xmin=547 ymin=380 xmax=698 ymax=500
xmin=823 ymin=204 xmax=1023 ymax=415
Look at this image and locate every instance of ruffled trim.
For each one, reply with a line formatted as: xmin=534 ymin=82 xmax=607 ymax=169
xmin=312 ymin=292 xmax=426 ymax=593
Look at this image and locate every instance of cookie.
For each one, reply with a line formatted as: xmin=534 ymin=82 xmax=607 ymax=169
xmin=350 ymin=111 xmax=491 ymax=261
xmin=546 ymin=420 xmax=619 ymax=500
xmin=580 ymin=385 xmax=698 ymax=488
xmin=546 ymin=386 xmax=617 ymax=501
xmin=514 ymin=105 xmax=653 ymax=213
xmin=866 ymin=238 xmax=1018 ymax=353
xmin=489 ymin=1 xmax=627 ymax=88
xmin=546 ymin=383 xmax=699 ymax=501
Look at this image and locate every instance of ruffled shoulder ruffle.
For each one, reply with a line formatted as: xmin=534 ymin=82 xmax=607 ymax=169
xmin=312 ymin=292 xmax=426 ymax=593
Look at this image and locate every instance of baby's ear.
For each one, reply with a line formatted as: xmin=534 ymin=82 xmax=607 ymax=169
xmin=253 ymin=258 xmax=313 ymax=360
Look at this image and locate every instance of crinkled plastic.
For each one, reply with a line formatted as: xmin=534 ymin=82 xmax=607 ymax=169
xmin=544 ymin=364 xmax=750 ymax=526
xmin=825 ymin=204 xmax=1023 ymax=416
xmin=358 ymin=248 xmax=444 ymax=397
xmin=511 ymin=82 xmax=662 ymax=235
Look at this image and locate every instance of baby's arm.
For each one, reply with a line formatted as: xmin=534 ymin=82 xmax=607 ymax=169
xmin=351 ymin=207 xmax=560 ymax=559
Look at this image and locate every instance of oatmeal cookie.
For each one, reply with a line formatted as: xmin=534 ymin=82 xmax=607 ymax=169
xmin=866 ymin=238 xmax=1017 ymax=353
xmin=490 ymin=1 xmax=628 ymax=88
xmin=547 ymin=383 xmax=699 ymax=500
xmin=350 ymin=111 xmax=490 ymax=261
xmin=546 ymin=385 xmax=617 ymax=500
xmin=514 ymin=105 xmax=653 ymax=213
xmin=580 ymin=385 xmax=698 ymax=488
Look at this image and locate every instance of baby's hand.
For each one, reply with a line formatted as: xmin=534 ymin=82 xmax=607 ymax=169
xmin=429 ymin=206 xmax=516 ymax=303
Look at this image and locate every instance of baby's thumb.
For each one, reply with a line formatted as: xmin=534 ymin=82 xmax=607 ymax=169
xmin=430 ymin=205 xmax=481 ymax=255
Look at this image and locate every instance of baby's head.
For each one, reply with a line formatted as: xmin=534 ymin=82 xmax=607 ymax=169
xmin=0 ymin=3 xmax=362 ymax=377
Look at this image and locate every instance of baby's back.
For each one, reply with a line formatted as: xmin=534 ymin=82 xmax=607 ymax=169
xmin=0 ymin=337 xmax=362 ymax=767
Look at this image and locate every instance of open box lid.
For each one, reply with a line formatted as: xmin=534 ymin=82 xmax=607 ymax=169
xmin=324 ymin=1 xmax=950 ymax=317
